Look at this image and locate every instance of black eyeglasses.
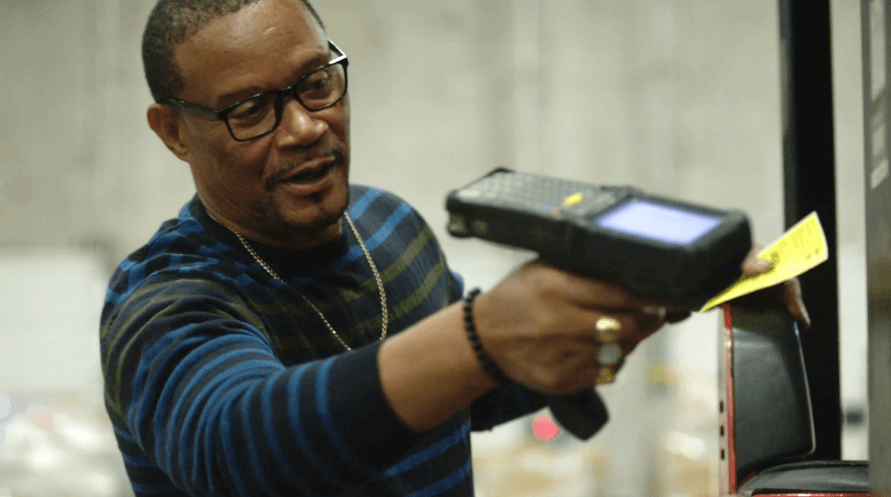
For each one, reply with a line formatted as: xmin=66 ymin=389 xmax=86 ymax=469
xmin=164 ymin=40 xmax=349 ymax=141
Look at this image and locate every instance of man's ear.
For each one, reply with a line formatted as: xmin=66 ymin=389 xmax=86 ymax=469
xmin=148 ymin=103 xmax=191 ymax=162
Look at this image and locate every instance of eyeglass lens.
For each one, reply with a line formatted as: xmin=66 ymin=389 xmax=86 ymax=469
xmin=227 ymin=62 xmax=346 ymax=140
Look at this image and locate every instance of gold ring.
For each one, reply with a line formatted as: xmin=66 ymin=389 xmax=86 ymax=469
xmin=595 ymin=367 xmax=615 ymax=385
xmin=595 ymin=316 xmax=622 ymax=343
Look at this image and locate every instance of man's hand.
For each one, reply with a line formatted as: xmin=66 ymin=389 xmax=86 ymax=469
xmin=377 ymin=260 xmax=668 ymax=432
xmin=380 ymin=246 xmax=809 ymax=433
xmin=471 ymin=261 xmax=668 ymax=395
xmin=735 ymin=244 xmax=811 ymax=331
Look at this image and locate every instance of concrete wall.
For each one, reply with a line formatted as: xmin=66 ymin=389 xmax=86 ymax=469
xmin=1 ymin=0 xmax=802 ymax=263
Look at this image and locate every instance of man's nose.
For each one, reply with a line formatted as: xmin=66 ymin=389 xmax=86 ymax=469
xmin=276 ymin=97 xmax=327 ymax=146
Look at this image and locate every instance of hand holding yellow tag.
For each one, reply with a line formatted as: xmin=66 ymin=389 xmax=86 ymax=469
xmin=699 ymin=212 xmax=828 ymax=312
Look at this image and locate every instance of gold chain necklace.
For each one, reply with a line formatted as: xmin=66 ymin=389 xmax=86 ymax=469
xmin=223 ymin=214 xmax=388 ymax=351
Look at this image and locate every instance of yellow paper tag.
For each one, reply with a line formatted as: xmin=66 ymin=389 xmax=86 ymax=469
xmin=699 ymin=211 xmax=828 ymax=312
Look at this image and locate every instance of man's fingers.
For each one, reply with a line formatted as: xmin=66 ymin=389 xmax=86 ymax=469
xmin=529 ymin=261 xmax=643 ymax=310
xmin=581 ymin=307 xmax=666 ymax=345
xmin=741 ymin=244 xmax=771 ymax=276
xmin=528 ymin=262 xmax=683 ymax=322
xmin=635 ymin=307 xmax=667 ymax=340
xmin=783 ymin=278 xmax=811 ymax=331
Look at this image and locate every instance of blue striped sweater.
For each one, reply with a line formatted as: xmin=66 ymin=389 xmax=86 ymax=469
xmin=100 ymin=185 xmax=607 ymax=496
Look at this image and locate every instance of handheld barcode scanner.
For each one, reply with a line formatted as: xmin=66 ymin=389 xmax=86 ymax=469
xmin=445 ymin=168 xmax=753 ymax=439
xmin=446 ymin=168 xmax=752 ymax=309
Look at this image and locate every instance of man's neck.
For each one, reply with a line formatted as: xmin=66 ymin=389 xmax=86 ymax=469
xmin=203 ymin=203 xmax=344 ymax=251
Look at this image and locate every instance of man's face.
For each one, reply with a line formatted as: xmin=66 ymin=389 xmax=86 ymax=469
xmin=171 ymin=0 xmax=350 ymax=248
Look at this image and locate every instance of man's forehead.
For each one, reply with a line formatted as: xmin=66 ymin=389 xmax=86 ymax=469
xmin=172 ymin=0 xmax=327 ymax=105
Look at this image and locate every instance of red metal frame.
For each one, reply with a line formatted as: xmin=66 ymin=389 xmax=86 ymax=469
xmin=721 ymin=304 xmax=738 ymax=495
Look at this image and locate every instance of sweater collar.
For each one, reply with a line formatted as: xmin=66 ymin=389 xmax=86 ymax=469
xmin=188 ymin=195 xmax=351 ymax=277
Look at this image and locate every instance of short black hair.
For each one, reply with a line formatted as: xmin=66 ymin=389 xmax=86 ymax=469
xmin=142 ymin=0 xmax=325 ymax=103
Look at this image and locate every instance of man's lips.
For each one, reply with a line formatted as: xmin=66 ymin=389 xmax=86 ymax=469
xmin=267 ymin=158 xmax=339 ymax=196
xmin=266 ymin=148 xmax=344 ymax=193
xmin=280 ymin=159 xmax=336 ymax=184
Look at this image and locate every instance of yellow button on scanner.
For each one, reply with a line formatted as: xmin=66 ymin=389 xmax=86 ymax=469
xmin=563 ymin=192 xmax=584 ymax=206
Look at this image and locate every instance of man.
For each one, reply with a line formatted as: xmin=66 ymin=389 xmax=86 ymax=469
xmin=101 ymin=0 xmax=809 ymax=495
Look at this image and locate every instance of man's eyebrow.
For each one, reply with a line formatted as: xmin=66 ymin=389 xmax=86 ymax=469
xmin=217 ymin=86 xmax=266 ymax=107
xmin=215 ymin=49 xmax=332 ymax=107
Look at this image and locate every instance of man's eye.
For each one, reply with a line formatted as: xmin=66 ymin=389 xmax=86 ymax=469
xmin=301 ymin=71 xmax=332 ymax=94
xmin=229 ymin=96 xmax=275 ymax=123
xmin=232 ymin=101 xmax=265 ymax=118
xmin=310 ymin=79 xmax=329 ymax=91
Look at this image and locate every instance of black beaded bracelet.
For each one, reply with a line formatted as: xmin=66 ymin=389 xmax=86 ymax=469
xmin=462 ymin=288 xmax=510 ymax=384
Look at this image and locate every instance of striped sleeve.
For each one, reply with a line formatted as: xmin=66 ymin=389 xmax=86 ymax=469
xmin=102 ymin=276 xmax=420 ymax=496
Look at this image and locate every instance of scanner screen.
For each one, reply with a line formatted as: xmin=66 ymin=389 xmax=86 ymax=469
xmin=596 ymin=199 xmax=721 ymax=245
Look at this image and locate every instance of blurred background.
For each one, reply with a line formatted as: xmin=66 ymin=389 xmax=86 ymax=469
xmin=0 ymin=0 xmax=869 ymax=495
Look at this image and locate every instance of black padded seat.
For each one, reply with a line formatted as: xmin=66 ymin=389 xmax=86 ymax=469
xmin=724 ymin=306 xmax=871 ymax=496
xmin=737 ymin=460 xmax=868 ymax=496
xmin=732 ymin=310 xmax=815 ymax=478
